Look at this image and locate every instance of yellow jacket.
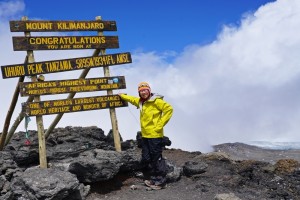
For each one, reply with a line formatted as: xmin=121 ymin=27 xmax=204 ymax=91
xmin=120 ymin=93 xmax=173 ymax=138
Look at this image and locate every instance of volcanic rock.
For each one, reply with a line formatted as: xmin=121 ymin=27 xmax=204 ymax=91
xmin=1 ymin=127 xmax=300 ymax=200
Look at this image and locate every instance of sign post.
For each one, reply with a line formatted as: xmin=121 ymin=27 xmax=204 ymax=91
xmin=100 ymin=39 xmax=122 ymax=152
xmin=23 ymin=16 xmax=47 ymax=168
xmin=1 ymin=16 xmax=130 ymax=158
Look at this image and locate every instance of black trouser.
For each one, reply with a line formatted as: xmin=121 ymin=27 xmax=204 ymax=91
xmin=140 ymin=137 xmax=167 ymax=177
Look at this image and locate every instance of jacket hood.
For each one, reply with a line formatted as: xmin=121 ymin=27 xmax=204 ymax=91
xmin=149 ymin=93 xmax=164 ymax=101
xmin=138 ymin=93 xmax=164 ymax=109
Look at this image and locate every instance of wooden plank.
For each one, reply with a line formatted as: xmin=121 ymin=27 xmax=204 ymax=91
xmin=10 ymin=20 xmax=117 ymax=32
xmin=22 ymin=95 xmax=128 ymax=116
xmin=19 ymin=76 xmax=126 ymax=96
xmin=1 ymin=52 xmax=132 ymax=79
xmin=12 ymin=36 xmax=119 ymax=51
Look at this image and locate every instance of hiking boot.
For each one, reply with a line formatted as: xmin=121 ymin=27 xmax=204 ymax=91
xmin=144 ymin=180 xmax=155 ymax=187
xmin=145 ymin=176 xmax=166 ymax=189
xmin=153 ymin=176 xmax=166 ymax=187
xmin=149 ymin=184 xmax=166 ymax=190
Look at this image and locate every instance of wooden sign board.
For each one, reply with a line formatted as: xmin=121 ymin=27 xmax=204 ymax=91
xmin=1 ymin=52 xmax=131 ymax=79
xmin=19 ymin=76 xmax=126 ymax=96
xmin=13 ymin=36 xmax=119 ymax=51
xmin=22 ymin=95 xmax=128 ymax=116
xmin=10 ymin=20 xmax=117 ymax=32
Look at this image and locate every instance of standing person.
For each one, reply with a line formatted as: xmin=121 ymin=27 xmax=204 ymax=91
xmin=119 ymin=82 xmax=173 ymax=190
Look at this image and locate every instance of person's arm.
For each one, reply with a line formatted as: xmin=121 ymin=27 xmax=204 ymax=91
xmin=119 ymin=93 xmax=140 ymax=108
xmin=154 ymin=99 xmax=173 ymax=132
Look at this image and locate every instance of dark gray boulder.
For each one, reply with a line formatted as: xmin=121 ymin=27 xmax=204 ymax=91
xmin=166 ymin=161 xmax=183 ymax=182
xmin=68 ymin=149 xmax=122 ymax=183
xmin=183 ymin=161 xmax=208 ymax=177
xmin=10 ymin=168 xmax=84 ymax=200
xmin=0 ymin=126 xmax=182 ymax=199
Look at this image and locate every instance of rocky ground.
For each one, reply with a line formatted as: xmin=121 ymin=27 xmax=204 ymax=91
xmin=1 ymin=127 xmax=300 ymax=200
xmin=214 ymin=142 xmax=300 ymax=164
xmin=86 ymin=145 xmax=300 ymax=200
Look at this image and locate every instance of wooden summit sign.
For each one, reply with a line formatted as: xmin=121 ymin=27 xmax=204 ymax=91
xmin=22 ymin=94 xmax=128 ymax=116
xmin=1 ymin=52 xmax=131 ymax=79
xmin=10 ymin=20 xmax=117 ymax=32
xmin=13 ymin=36 xmax=119 ymax=51
xmin=19 ymin=76 xmax=126 ymax=96
xmin=0 ymin=16 xmax=126 ymax=162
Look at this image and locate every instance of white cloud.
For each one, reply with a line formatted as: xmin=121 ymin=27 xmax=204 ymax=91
xmin=1 ymin=0 xmax=300 ymax=153
xmin=0 ymin=0 xmax=24 ymax=19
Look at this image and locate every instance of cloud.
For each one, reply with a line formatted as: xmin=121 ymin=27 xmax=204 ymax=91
xmin=1 ymin=0 xmax=300 ymax=153
xmin=115 ymin=0 xmax=300 ymax=152
xmin=165 ymin=0 xmax=300 ymax=150
xmin=0 ymin=0 xmax=24 ymax=19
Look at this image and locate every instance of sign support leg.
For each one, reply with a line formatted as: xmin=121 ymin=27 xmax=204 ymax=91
xmin=98 ymin=16 xmax=121 ymax=152
xmin=24 ymin=16 xmax=47 ymax=168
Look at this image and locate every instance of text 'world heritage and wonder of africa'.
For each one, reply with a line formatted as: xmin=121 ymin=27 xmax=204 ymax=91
xmin=22 ymin=95 xmax=128 ymax=116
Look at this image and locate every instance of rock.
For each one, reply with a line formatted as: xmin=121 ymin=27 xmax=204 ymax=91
xmin=1 ymin=191 xmax=13 ymax=200
xmin=166 ymin=161 xmax=182 ymax=182
xmin=214 ymin=193 xmax=241 ymax=200
xmin=10 ymin=168 xmax=81 ymax=200
xmin=200 ymin=151 xmax=231 ymax=162
xmin=121 ymin=139 xmax=137 ymax=151
xmin=119 ymin=150 xmax=141 ymax=172
xmin=106 ymin=129 xmax=123 ymax=146
xmin=5 ymin=126 xmax=112 ymax=167
xmin=68 ymin=149 xmax=122 ymax=183
xmin=5 ymin=138 xmax=40 ymax=166
xmin=0 ymin=151 xmax=20 ymax=180
xmin=78 ymin=183 xmax=91 ymax=199
xmin=183 ymin=161 xmax=208 ymax=177
xmin=275 ymin=159 xmax=299 ymax=174
xmin=1 ymin=128 xmax=300 ymax=200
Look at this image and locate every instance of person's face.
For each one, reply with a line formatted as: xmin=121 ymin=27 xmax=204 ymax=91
xmin=139 ymin=89 xmax=150 ymax=99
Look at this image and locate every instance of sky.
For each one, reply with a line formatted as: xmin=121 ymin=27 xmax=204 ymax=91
xmin=1 ymin=0 xmax=300 ymax=153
